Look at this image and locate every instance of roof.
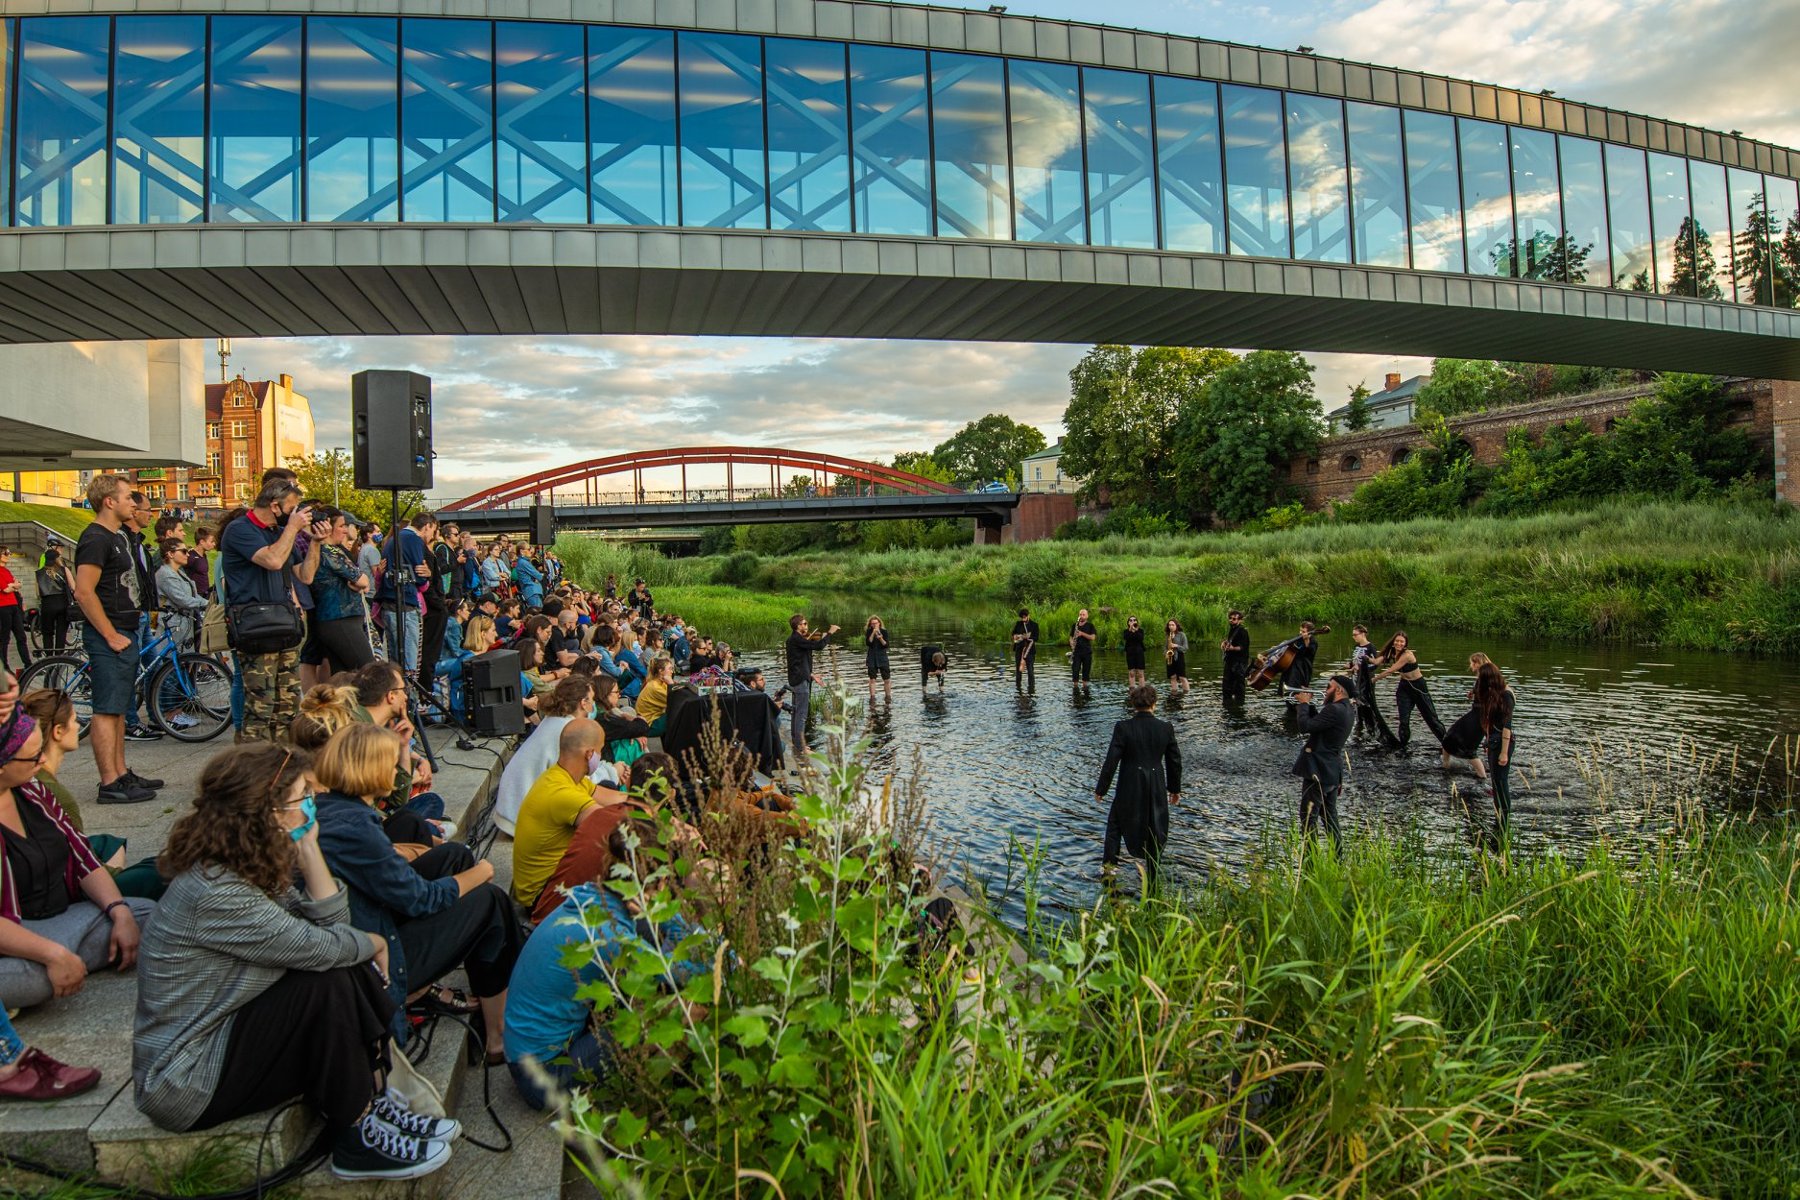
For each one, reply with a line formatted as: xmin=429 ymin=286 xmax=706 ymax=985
xmin=1023 ymin=441 xmax=1063 ymax=461
xmin=203 ymin=377 xmax=272 ymax=421
xmin=1326 ymin=375 xmax=1428 ymax=420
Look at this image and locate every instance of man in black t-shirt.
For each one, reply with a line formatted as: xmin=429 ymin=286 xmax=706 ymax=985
xmin=782 ymin=614 xmax=838 ymax=760
xmin=1221 ymin=610 xmax=1252 ymax=704
xmin=1069 ymin=609 xmax=1097 ymax=688
xmin=72 ymin=475 xmax=158 ymax=804
xmin=920 ymin=645 xmax=948 ymax=691
xmin=1010 ymin=607 xmax=1040 ymax=688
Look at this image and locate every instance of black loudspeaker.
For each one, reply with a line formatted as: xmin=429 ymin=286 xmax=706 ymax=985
xmin=465 ymin=648 xmax=524 ymax=736
xmin=529 ymin=503 xmax=554 ymax=547
xmin=352 ymin=370 xmax=433 ymax=490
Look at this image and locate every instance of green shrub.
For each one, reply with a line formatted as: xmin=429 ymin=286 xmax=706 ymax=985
xmin=712 ymin=550 xmax=760 ymax=587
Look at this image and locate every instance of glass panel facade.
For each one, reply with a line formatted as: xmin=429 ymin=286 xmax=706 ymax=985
xmin=401 ymin=18 xmax=494 ymax=223
xmin=1009 ymin=59 xmax=1083 ymax=243
xmin=765 ymin=37 xmax=849 ymax=233
xmin=1605 ymin=145 xmax=1653 ymax=290
xmin=307 ymin=17 xmax=399 ymax=222
xmin=1460 ymin=118 xmax=1513 ymax=276
xmin=1767 ymin=174 xmax=1800 ymax=309
xmin=1728 ymin=166 xmax=1770 ymax=306
xmin=1687 ymin=160 xmax=1731 ymax=300
xmin=1155 ymin=76 xmax=1223 ymax=254
xmin=678 ymin=31 xmax=766 ymax=229
xmin=1286 ymin=93 xmax=1349 ymax=263
xmin=1404 ymin=110 xmax=1462 ymax=273
xmin=589 ymin=27 xmax=677 ymax=227
xmin=1222 ymin=84 xmax=1287 ymax=257
xmin=1645 ymin=151 xmax=1688 ymax=294
xmin=495 ymin=21 xmax=586 ymax=224
xmin=848 ymin=44 xmax=930 ymax=237
xmin=1510 ymin=127 xmax=1559 ymax=280
xmin=932 ymin=53 xmax=1010 ymax=240
xmin=112 ymin=15 xmax=206 ymax=226
xmin=3 ymin=13 xmax=1798 ymax=314
xmin=1558 ymin=137 xmax=1607 ymax=286
xmin=210 ymin=17 xmax=302 ymax=223
xmin=1346 ymin=101 xmax=1406 ymax=268
xmin=1081 ymin=68 xmax=1154 ymax=249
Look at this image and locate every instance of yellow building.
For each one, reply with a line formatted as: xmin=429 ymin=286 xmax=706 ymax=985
xmin=1021 ymin=441 xmax=1080 ymax=495
xmin=9 ymin=470 xmax=84 ymax=505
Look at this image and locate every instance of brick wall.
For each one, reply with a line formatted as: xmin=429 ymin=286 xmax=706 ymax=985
xmin=1001 ymin=492 xmax=1078 ymax=543
xmin=1286 ymin=378 xmax=1778 ymax=509
xmin=1775 ymin=380 xmax=1800 ymax=506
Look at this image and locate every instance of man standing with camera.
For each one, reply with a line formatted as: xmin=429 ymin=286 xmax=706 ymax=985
xmin=219 ymin=478 xmax=325 ymax=744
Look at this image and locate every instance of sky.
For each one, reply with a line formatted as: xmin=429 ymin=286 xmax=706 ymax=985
xmin=230 ymin=0 xmax=1800 ymax=502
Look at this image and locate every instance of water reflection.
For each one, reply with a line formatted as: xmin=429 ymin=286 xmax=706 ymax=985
xmin=714 ymin=597 xmax=1798 ymax=922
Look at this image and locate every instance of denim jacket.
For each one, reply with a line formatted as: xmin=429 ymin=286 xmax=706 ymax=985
xmin=312 ymin=544 xmax=370 ymax=623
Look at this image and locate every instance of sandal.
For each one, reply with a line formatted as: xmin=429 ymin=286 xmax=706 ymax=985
xmin=0 ymin=1048 xmax=101 ymax=1102
xmin=410 ymin=985 xmax=481 ymax=1017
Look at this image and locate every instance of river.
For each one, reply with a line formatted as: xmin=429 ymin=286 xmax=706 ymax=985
xmin=694 ymin=594 xmax=1799 ymax=920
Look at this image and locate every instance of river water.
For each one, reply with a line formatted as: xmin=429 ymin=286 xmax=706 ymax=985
xmin=704 ymin=596 xmax=1799 ymax=919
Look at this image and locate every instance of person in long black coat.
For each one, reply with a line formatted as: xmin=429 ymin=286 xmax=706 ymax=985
xmin=1291 ymin=674 xmax=1356 ymax=853
xmin=1095 ymin=683 xmax=1183 ymax=888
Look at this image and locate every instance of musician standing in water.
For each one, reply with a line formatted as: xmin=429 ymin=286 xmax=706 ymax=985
xmin=1069 ymin=609 xmax=1097 ymax=690
xmin=1281 ymin=620 xmax=1320 ymax=693
xmin=1440 ymin=652 xmax=1494 ymax=780
xmin=1096 ymin=683 xmax=1182 ymax=890
xmin=1011 ymin=607 xmax=1040 ymax=688
xmin=1474 ymin=661 xmax=1517 ymax=829
xmin=1121 ymin=617 xmax=1148 ymax=687
xmin=1220 ymin=611 xmax=1251 ymax=704
xmin=1291 ymin=674 xmax=1356 ymax=854
xmin=863 ymin=616 xmax=892 ymax=700
xmin=1373 ymin=631 xmax=1448 ymax=752
xmin=1164 ymin=620 xmax=1189 ymax=695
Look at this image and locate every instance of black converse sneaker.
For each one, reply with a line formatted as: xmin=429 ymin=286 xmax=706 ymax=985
xmin=371 ymin=1089 xmax=461 ymax=1142
xmin=331 ymin=1111 xmax=452 ymax=1181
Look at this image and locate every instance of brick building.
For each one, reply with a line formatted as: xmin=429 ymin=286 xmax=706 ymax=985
xmin=189 ymin=373 xmax=315 ymax=510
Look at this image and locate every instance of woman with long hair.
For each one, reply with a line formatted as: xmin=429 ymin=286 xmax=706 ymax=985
xmin=1439 ymin=653 xmax=1493 ymax=781
xmin=1372 ymin=631 xmax=1448 ymax=752
xmin=133 ymin=743 xmax=456 ymax=1181
xmin=1122 ymin=616 xmax=1148 ymax=687
xmin=310 ymin=510 xmax=376 ymax=673
xmin=1474 ymin=662 xmax=1517 ymax=827
xmin=863 ymin=616 xmax=892 ymax=700
xmin=1164 ymin=620 xmax=1189 ymax=694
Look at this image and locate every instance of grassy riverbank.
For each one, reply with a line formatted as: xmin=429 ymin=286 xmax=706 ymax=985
xmin=588 ymin=498 xmax=1798 ymax=655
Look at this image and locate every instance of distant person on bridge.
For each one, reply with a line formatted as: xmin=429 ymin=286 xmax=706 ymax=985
xmin=783 ymin=615 xmax=838 ymax=762
xmin=863 ymin=617 xmax=892 ymax=700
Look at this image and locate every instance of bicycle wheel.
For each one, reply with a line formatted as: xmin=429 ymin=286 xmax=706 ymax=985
xmin=22 ymin=655 xmax=93 ymax=739
xmin=148 ymin=652 xmax=233 ymax=742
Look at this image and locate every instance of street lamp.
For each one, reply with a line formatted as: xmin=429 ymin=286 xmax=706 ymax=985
xmin=332 ymin=446 xmax=346 ymax=506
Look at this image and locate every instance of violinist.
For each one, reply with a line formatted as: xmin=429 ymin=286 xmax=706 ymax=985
xmin=1069 ymin=609 xmax=1097 ymax=690
xmin=1010 ymin=608 xmax=1039 ymax=688
xmin=1372 ymin=631 xmax=1448 ymax=753
xmin=783 ymin=614 xmax=839 ymax=759
xmin=1291 ymin=674 xmax=1356 ymax=854
xmin=1220 ymin=611 xmax=1250 ymax=704
xmin=1281 ymin=620 xmax=1319 ymax=693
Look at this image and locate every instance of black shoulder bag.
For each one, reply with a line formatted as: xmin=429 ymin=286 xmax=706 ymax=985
xmin=226 ymin=546 xmax=305 ymax=655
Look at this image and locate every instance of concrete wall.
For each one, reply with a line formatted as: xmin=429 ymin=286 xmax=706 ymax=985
xmin=1286 ymin=379 xmax=1778 ymax=509
xmin=0 ymin=340 xmax=206 ymax=471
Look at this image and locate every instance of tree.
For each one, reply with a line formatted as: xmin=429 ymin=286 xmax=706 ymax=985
xmin=1059 ymin=344 xmax=1236 ymax=509
xmin=1341 ymin=382 xmax=1373 ymax=432
xmin=1414 ymin=359 xmax=1509 ymax=420
xmin=1171 ymin=350 xmax=1323 ymax=524
xmin=285 ymin=449 xmax=425 ymax=528
xmin=890 ymin=451 xmax=953 ymax=486
xmin=1776 ymin=212 xmax=1800 ymax=309
xmin=1732 ymin=191 xmax=1775 ymax=307
xmin=930 ymin=414 xmax=1047 ymax=486
xmin=1665 ymin=217 xmax=1724 ymax=300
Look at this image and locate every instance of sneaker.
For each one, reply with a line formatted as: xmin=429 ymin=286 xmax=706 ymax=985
xmin=98 ymin=779 xmax=156 ymax=805
xmin=0 ymin=1048 xmax=101 ymax=1102
xmin=166 ymin=713 xmax=200 ymax=730
xmin=429 ymin=820 xmax=458 ymax=842
xmin=372 ymin=1089 xmax=461 ymax=1142
xmin=331 ymin=1112 xmax=452 ymax=1181
xmin=124 ymin=726 xmax=163 ymax=742
xmin=123 ymin=769 xmax=165 ymax=790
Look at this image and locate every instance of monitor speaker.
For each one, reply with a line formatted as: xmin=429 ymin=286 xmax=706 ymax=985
xmin=529 ymin=503 xmax=554 ymax=547
xmin=465 ymin=648 xmax=524 ymax=736
xmin=352 ymin=370 xmax=433 ymax=490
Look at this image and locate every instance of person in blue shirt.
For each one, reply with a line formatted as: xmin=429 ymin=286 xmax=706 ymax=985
xmin=478 ymin=545 xmax=507 ymax=597
xmin=512 ymin=555 xmax=545 ymax=608
xmin=503 ymin=815 xmax=707 ymax=1112
xmin=372 ymin=516 xmax=431 ymax=674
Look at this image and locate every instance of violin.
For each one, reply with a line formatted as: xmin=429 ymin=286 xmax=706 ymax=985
xmin=1246 ymin=626 xmax=1330 ymax=692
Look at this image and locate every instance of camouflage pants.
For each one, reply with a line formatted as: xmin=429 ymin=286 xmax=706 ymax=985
xmin=239 ymin=649 xmax=301 ymax=744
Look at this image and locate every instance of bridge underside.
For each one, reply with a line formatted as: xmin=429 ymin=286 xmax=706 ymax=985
xmin=450 ymin=491 xmax=1019 ymax=535
xmin=1 ymin=228 xmax=1796 ymax=377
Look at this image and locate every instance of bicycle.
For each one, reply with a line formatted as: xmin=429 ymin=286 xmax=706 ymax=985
xmin=18 ymin=624 xmax=232 ymax=743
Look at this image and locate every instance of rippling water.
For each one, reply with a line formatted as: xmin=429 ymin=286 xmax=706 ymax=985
xmin=711 ymin=596 xmax=1798 ymax=920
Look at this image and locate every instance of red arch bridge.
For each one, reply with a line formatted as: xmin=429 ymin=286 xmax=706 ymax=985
xmin=440 ymin=447 xmax=1073 ymax=543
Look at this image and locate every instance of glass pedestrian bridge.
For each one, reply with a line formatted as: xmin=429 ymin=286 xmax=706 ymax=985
xmin=0 ymin=1 xmax=1796 ymax=374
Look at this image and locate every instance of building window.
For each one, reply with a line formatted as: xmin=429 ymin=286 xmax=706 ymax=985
xmin=206 ymin=452 xmax=220 ymax=473
xmin=112 ymin=16 xmax=207 ymax=226
xmin=235 ymin=483 xmax=251 ymax=501
xmin=1305 ymin=458 xmax=1320 ymax=474
xmin=206 ymin=421 xmax=220 ymax=439
xmin=230 ymin=420 xmax=249 ymax=438
xmin=211 ymin=16 xmax=303 ymax=222
xmin=1341 ymin=453 xmax=1362 ymax=472
xmin=177 ymin=483 xmax=189 ymax=500
xmin=233 ymin=450 xmax=248 ymax=470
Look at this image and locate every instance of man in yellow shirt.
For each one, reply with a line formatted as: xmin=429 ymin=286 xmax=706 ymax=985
xmin=511 ymin=718 xmax=615 ymax=909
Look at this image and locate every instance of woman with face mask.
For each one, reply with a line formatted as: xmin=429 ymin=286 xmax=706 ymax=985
xmin=490 ymin=677 xmax=621 ymax=837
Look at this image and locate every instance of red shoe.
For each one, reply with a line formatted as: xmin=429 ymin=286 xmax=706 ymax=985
xmin=0 ymin=1048 xmax=102 ymax=1101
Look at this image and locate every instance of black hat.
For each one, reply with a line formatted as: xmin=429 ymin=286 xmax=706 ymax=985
xmin=1329 ymin=674 xmax=1357 ymax=694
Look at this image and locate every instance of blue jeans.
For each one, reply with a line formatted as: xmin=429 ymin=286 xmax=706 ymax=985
xmin=403 ymin=791 xmax=446 ymax=822
xmin=0 ymin=1005 xmax=22 ymax=1067
xmin=381 ymin=607 xmax=421 ymax=673
xmin=508 ymin=1028 xmax=608 ymax=1111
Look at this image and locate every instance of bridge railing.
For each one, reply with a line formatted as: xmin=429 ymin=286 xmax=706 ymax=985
xmin=458 ymin=484 xmax=979 ymax=511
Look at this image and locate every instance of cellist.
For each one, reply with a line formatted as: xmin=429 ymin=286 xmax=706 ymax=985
xmin=1281 ymin=620 xmax=1320 ymax=694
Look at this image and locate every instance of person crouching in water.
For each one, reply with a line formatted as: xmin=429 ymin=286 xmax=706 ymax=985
xmin=1095 ymin=683 xmax=1182 ymax=892
xmin=1290 ymin=674 xmax=1356 ymax=855
xmin=920 ymin=645 xmax=947 ymax=692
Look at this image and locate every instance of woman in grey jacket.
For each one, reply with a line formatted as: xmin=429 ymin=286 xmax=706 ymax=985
xmin=152 ymin=541 xmax=207 ymax=651
xmin=133 ymin=744 xmax=457 ymax=1182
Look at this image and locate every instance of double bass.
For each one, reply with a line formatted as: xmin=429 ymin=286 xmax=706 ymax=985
xmin=1247 ymin=625 xmax=1330 ymax=692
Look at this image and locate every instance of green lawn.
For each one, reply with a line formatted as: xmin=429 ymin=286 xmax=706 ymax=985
xmin=0 ymin=500 xmax=93 ymax=542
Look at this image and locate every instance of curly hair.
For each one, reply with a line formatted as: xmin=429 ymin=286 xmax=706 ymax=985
xmin=160 ymin=744 xmax=312 ymax=898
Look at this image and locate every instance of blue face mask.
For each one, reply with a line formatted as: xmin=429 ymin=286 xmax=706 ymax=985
xmin=288 ymin=794 xmax=317 ymax=843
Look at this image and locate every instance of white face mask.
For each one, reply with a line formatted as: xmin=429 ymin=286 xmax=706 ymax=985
xmin=586 ymin=750 xmax=605 ymax=778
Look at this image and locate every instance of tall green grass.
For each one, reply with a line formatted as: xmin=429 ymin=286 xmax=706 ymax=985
xmin=657 ymin=498 xmax=1798 ymax=654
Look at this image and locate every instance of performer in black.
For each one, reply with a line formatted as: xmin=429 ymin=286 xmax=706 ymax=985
xmin=919 ymin=644 xmax=947 ymax=691
xmin=1290 ymin=674 xmax=1356 ymax=854
xmin=1010 ymin=607 xmax=1040 ymax=688
xmin=1474 ymin=660 xmax=1517 ymax=829
xmin=863 ymin=615 xmax=892 ymax=700
xmin=1439 ymin=651 xmax=1493 ymax=778
xmin=1069 ymin=608 xmax=1097 ymax=689
xmin=1164 ymin=620 xmax=1189 ymax=695
xmin=1281 ymin=620 xmax=1319 ymax=692
xmin=1095 ymin=683 xmax=1182 ymax=890
xmin=1372 ymin=630 xmax=1448 ymax=752
xmin=1121 ymin=616 xmax=1148 ymax=686
xmin=1349 ymin=624 xmax=1399 ymax=747
xmin=783 ymin=614 xmax=839 ymax=759
xmin=1220 ymin=610 xmax=1251 ymax=704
